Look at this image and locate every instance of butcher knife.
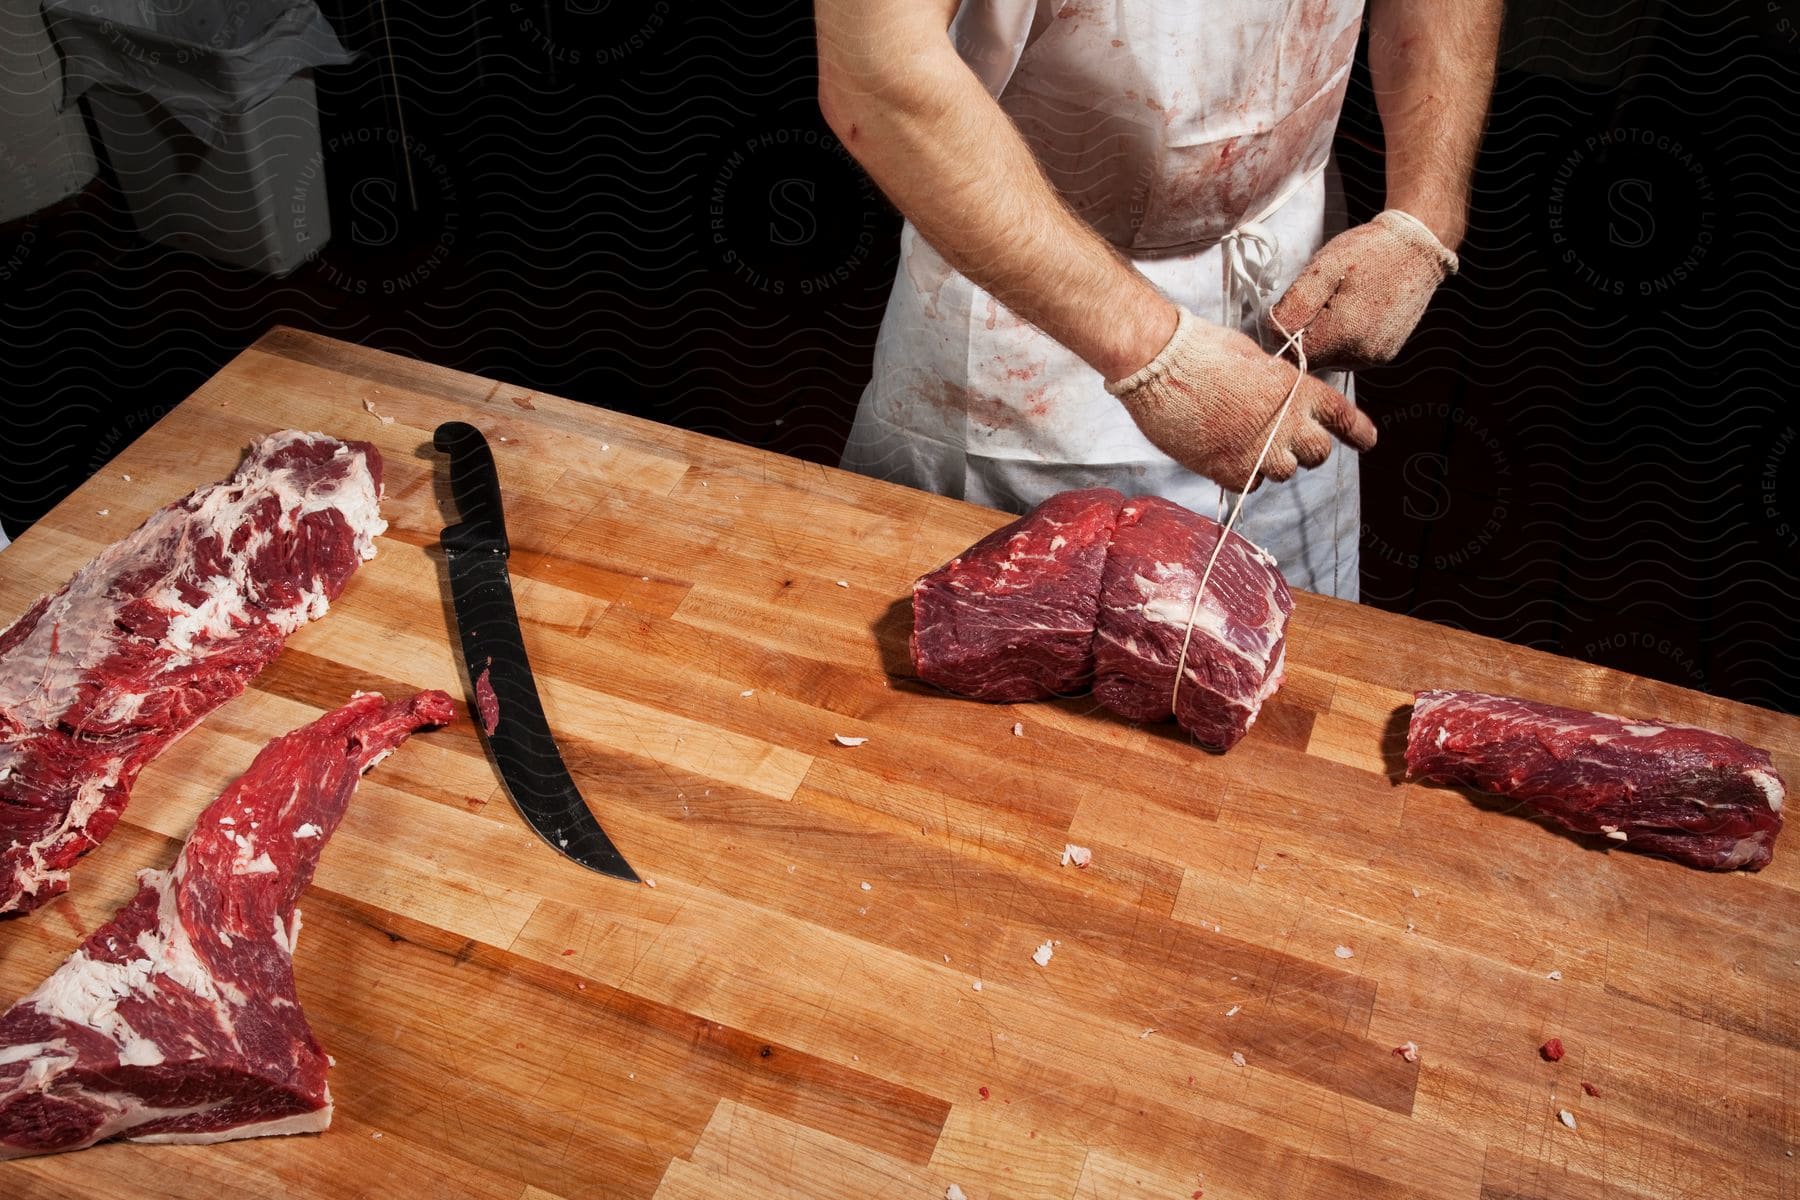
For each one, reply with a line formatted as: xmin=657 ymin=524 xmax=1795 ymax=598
xmin=432 ymin=421 xmax=638 ymax=882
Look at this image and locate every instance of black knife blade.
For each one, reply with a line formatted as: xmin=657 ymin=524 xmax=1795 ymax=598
xmin=433 ymin=421 xmax=637 ymax=882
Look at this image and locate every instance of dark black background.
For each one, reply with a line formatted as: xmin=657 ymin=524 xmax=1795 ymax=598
xmin=3 ymin=1 xmax=1796 ymax=713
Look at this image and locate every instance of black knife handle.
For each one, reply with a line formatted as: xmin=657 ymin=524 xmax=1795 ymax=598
xmin=434 ymin=421 xmax=510 ymax=557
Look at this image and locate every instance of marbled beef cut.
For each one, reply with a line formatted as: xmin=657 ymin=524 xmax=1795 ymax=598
xmin=1405 ymin=689 xmax=1787 ymax=870
xmin=0 ymin=690 xmax=454 ymax=1159
xmin=910 ymin=490 xmax=1291 ymax=750
xmin=1093 ymin=496 xmax=1292 ymax=750
xmin=0 ymin=431 xmax=385 ymax=914
xmin=911 ymin=488 xmax=1125 ymax=701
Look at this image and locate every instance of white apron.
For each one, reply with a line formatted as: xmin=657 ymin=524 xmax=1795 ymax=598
xmin=841 ymin=0 xmax=1368 ymax=597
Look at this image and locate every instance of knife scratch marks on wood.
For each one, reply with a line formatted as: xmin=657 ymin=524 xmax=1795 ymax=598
xmin=625 ymin=728 xmax=697 ymax=813
xmin=522 ymin=1005 xmax=586 ymax=1116
xmin=602 ymin=899 xmax=690 ymax=1019
xmin=811 ymin=955 xmax=857 ymax=1035
xmin=550 ymin=1101 xmax=584 ymax=1166
xmin=508 ymin=487 xmax=613 ymax=611
xmin=467 ymin=880 xmax=522 ymax=955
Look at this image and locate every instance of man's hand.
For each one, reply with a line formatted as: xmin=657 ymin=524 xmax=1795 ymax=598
xmin=1269 ymin=0 xmax=1503 ymax=372
xmin=1367 ymin=0 xmax=1504 ymax=255
xmin=1107 ymin=308 xmax=1378 ymax=490
xmin=1268 ymin=209 xmax=1457 ymax=371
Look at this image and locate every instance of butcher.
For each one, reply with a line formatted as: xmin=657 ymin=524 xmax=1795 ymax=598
xmin=818 ymin=0 xmax=1502 ymax=598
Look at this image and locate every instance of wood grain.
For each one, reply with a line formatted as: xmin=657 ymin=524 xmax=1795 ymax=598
xmin=0 ymin=327 xmax=1794 ymax=1198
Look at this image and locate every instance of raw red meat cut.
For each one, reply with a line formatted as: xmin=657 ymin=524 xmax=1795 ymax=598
xmin=0 ymin=689 xmax=454 ymax=1159
xmin=0 ymin=431 xmax=386 ymax=914
xmin=1093 ymin=496 xmax=1293 ymax=750
xmin=909 ymin=491 xmax=1292 ymax=751
xmin=1405 ymin=690 xmax=1786 ymax=871
xmin=911 ymin=488 xmax=1125 ymax=702
xmin=474 ymin=662 xmax=500 ymax=736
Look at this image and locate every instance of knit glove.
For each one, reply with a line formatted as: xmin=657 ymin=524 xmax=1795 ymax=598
xmin=1105 ymin=306 xmax=1378 ymax=491
xmin=1267 ymin=209 xmax=1458 ymax=371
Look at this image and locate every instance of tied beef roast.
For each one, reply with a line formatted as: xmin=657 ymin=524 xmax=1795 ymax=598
xmin=910 ymin=490 xmax=1292 ymax=750
xmin=912 ymin=488 xmax=1125 ymax=701
xmin=0 ymin=690 xmax=454 ymax=1159
xmin=1094 ymin=496 xmax=1293 ymax=750
xmin=0 ymin=431 xmax=386 ymax=914
xmin=1405 ymin=689 xmax=1787 ymax=870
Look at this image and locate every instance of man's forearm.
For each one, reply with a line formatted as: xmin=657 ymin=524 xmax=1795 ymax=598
xmin=815 ymin=1 xmax=1174 ymax=381
xmin=1367 ymin=0 xmax=1505 ymax=252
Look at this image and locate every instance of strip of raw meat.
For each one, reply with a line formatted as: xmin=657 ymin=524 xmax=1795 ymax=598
xmin=911 ymin=488 xmax=1125 ymax=702
xmin=0 ymin=689 xmax=454 ymax=1159
xmin=0 ymin=431 xmax=386 ymax=914
xmin=1092 ymin=496 xmax=1293 ymax=750
xmin=474 ymin=660 xmax=500 ymax=736
xmin=1405 ymin=689 xmax=1787 ymax=870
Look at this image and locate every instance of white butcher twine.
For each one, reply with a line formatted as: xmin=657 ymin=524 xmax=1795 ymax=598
xmin=1169 ymin=314 xmax=1310 ymax=714
xmin=1164 ymin=200 xmax=1323 ymax=712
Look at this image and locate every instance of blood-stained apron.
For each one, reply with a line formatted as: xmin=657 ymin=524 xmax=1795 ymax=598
xmin=841 ymin=0 xmax=1367 ymax=597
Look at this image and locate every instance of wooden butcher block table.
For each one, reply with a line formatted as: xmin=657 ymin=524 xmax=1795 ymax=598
xmin=1 ymin=328 xmax=1795 ymax=1200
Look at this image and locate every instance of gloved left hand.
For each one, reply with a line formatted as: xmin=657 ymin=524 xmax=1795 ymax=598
xmin=1266 ymin=209 xmax=1458 ymax=371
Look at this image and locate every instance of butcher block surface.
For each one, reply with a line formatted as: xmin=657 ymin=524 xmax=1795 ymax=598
xmin=0 ymin=327 xmax=1794 ymax=1199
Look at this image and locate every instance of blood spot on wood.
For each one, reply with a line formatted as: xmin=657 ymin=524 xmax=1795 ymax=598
xmin=53 ymin=898 xmax=88 ymax=941
xmin=978 ymin=1086 xmax=990 ymax=1100
xmin=1540 ymin=1038 xmax=1565 ymax=1062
